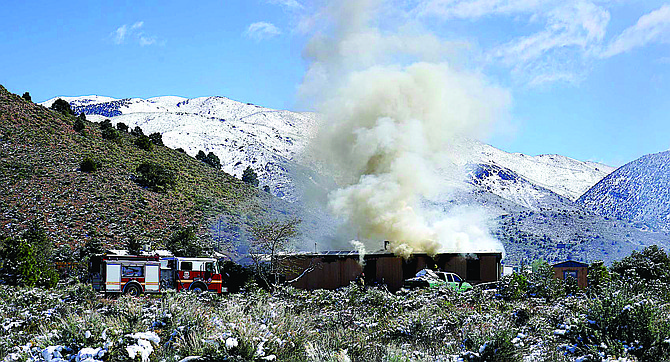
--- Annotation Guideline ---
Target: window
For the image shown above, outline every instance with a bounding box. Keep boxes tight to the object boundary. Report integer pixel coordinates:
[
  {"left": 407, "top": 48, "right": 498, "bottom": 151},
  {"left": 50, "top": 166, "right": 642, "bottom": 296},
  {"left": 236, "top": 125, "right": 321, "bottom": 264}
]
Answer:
[
  {"left": 563, "top": 270, "right": 578, "bottom": 280},
  {"left": 181, "top": 262, "right": 192, "bottom": 271},
  {"left": 122, "top": 265, "right": 143, "bottom": 277},
  {"left": 453, "top": 274, "right": 462, "bottom": 283},
  {"left": 446, "top": 274, "right": 454, "bottom": 283},
  {"left": 205, "top": 262, "right": 215, "bottom": 273}
]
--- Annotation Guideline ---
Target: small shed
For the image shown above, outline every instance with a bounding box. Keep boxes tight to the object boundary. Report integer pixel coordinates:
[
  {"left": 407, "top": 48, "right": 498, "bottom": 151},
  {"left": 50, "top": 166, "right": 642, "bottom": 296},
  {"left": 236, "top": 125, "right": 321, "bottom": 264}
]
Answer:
[{"left": 552, "top": 260, "right": 588, "bottom": 289}]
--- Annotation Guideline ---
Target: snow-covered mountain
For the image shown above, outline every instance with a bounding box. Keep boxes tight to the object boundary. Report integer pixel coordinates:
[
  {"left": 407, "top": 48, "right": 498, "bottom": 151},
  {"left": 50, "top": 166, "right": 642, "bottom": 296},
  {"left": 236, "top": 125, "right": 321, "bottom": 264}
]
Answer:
[
  {"left": 578, "top": 150, "right": 670, "bottom": 230},
  {"left": 466, "top": 141, "right": 614, "bottom": 201},
  {"left": 43, "top": 95, "right": 317, "bottom": 200},
  {"left": 42, "top": 94, "right": 612, "bottom": 209}
]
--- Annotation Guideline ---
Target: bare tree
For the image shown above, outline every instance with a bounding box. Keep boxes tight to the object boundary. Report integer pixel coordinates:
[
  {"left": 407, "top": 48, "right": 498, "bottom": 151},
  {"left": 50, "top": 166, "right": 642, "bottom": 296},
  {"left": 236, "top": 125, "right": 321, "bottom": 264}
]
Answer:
[{"left": 248, "top": 217, "right": 302, "bottom": 287}]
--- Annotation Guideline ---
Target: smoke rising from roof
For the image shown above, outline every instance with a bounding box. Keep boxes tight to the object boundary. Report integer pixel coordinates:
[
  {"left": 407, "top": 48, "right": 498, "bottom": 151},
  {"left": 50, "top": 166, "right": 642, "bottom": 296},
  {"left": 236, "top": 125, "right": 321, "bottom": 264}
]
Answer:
[{"left": 301, "top": 0, "right": 510, "bottom": 257}]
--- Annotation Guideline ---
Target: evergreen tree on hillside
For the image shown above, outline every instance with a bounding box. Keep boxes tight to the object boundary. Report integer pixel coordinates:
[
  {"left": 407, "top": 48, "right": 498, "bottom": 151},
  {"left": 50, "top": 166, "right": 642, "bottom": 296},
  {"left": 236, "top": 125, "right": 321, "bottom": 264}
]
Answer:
[
  {"left": 131, "top": 126, "right": 144, "bottom": 137},
  {"left": 134, "top": 135, "right": 153, "bottom": 151},
  {"left": 135, "top": 161, "right": 175, "bottom": 192},
  {"left": 99, "top": 119, "right": 112, "bottom": 130},
  {"left": 196, "top": 150, "right": 207, "bottom": 161},
  {"left": 117, "top": 122, "right": 129, "bottom": 133},
  {"left": 50, "top": 98, "right": 73, "bottom": 115},
  {"left": 101, "top": 126, "right": 120, "bottom": 141},
  {"left": 242, "top": 166, "right": 259, "bottom": 187},
  {"left": 149, "top": 132, "right": 163, "bottom": 146},
  {"left": 126, "top": 236, "right": 142, "bottom": 255},
  {"left": 22, "top": 92, "right": 31, "bottom": 102},
  {"left": 74, "top": 117, "right": 86, "bottom": 133},
  {"left": 166, "top": 226, "right": 204, "bottom": 257},
  {"left": 203, "top": 152, "right": 221, "bottom": 169}
]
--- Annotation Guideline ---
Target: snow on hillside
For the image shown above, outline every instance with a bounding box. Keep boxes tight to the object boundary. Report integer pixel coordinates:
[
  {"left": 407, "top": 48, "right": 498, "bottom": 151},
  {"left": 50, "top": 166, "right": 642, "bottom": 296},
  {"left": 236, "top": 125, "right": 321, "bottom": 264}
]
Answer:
[
  {"left": 578, "top": 150, "right": 670, "bottom": 230},
  {"left": 43, "top": 95, "right": 318, "bottom": 201},
  {"left": 42, "top": 95, "right": 611, "bottom": 208},
  {"left": 467, "top": 163, "right": 573, "bottom": 210},
  {"left": 467, "top": 141, "right": 614, "bottom": 201}
]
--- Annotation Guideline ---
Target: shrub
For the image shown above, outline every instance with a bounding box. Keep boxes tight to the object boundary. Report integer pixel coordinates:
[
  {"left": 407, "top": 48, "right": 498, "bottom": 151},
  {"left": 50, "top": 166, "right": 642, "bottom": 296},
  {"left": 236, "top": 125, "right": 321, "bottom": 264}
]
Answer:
[
  {"left": 242, "top": 166, "right": 259, "bottom": 186},
  {"left": 126, "top": 236, "right": 142, "bottom": 255},
  {"left": 50, "top": 98, "right": 73, "bottom": 115},
  {"left": 134, "top": 135, "right": 153, "bottom": 151},
  {"left": 73, "top": 117, "right": 85, "bottom": 133},
  {"left": 203, "top": 152, "right": 221, "bottom": 169},
  {"left": 131, "top": 126, "right": 144, "bottom": 137},
  {"left": 166, "top": 226, "right": 205, "bottom": 257},
  {"left": 135, "top": 161, "right": 175, "bottom": 192},
  {"left": 196, "top": 150, "right": 206, "bottom": 161},
  {"left": 101, "top": 126, "right": 119, "bottom": 140},
  {"left": 176, "top": 147, "right": 185, "bottom": 153},
  {"left": 79, "top": 157, "right": 100, "bottom": 173},
  {"left": 611, "top": 245, "right": 670, "bottom": 283},
  {"left": 0, "top": 221, "right": 58, "bottom": 287},
  {"left": 22, "top": 92, "right": 31, "bottom": 102},
  {"left": 149, "top": 132, "right": 163, "bottom": 146},
  {"left": 498, "top": 272, "right": 529, "bottom": 301},
  {"left": 475, "top": 330, "right": 521, "bottom": 362},
  {"left": 116, "top": 122, "right": 129, "bottom": 132},
  {"left": 99, "top": 119, "right": 112, "bottom": 130}
]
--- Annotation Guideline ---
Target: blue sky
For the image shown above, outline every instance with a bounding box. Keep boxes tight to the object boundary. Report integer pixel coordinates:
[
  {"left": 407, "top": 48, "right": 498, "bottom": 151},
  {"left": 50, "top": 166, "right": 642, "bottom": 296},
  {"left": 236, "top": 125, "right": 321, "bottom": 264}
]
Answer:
[{"left": 1, "top": 0, "right": 669, "bottom": 167}]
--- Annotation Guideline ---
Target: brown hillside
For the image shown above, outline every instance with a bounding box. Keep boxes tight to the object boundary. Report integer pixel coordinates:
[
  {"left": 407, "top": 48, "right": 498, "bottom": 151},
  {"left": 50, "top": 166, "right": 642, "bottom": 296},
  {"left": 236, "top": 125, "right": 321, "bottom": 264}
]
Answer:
[{"left": 0, "top": 85, "right": 265, "bottom": 252}]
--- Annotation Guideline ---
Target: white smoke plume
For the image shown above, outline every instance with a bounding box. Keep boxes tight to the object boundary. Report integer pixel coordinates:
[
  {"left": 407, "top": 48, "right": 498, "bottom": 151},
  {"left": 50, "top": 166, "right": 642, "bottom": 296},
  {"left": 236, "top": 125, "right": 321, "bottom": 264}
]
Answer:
[
  {"left": 301, "top": 0, "right": 510, "bottom": 258},
  {"left": 349, "top": 240, "right": 367, "bottom": 266}
]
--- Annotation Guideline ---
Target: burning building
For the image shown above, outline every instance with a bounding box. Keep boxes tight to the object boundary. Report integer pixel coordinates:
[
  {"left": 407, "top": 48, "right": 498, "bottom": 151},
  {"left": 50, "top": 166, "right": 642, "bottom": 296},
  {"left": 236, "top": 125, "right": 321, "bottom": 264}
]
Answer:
[{"left": 281, "top": 249, "right": 503, "bottom": 292}]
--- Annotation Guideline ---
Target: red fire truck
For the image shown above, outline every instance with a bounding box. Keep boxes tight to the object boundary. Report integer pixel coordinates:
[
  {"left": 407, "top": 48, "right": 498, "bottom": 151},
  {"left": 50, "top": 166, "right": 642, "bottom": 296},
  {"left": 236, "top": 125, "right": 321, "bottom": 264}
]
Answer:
[
  {"left": 159, "top": 257, "right": 226, "bottom": 293},
  {"left": 90, "top": 254, "right": 227, "bottom": 296}
]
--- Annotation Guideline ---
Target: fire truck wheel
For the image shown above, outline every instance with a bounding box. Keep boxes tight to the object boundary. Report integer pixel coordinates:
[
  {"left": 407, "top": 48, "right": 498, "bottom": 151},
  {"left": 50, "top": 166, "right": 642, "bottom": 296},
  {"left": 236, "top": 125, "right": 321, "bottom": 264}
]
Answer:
[
  {"left": 124, "top": 283, "right": 142, "bottom": 297},
  {"left": 190, "top": 282, "right": 207, "bottom": 293}
]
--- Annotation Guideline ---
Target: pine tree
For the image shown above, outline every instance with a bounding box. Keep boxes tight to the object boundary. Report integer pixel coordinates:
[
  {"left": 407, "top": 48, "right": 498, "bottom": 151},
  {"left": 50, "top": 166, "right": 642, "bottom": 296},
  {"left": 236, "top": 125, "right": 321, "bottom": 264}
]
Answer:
[
  {"left": 166, "top": 226, "right": 204, "bottom": 257},
  {"left": 131, "top": 126, "right": 144, "bottom": 137},
  {"left": 74, "top": 117, "right": 86, "bottom": 133},
  {"left": 204, "top": 152, "right": 221, "bottom": 169},
  {"left": 149, "top": 132, "right": 163, "bottom": 146},
  {"left": 50, "top": 98, "right": 73, "bottom": 115},
  {"left": 126, "top": 236, "right": 142, "bottom": 255},
  {"left": 242, "top": 166, "right": 259, "bottom": 187},
  {"left": 22, "top": 92, "right": 31, "bottom": 102}
]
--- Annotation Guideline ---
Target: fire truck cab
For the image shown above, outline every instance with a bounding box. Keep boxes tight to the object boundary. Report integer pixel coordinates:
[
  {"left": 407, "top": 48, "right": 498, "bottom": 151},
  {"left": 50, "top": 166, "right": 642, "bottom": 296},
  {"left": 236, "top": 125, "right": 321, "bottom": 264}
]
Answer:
[
  {"left": 160, "top": 257, "right": 227, "bottom": 293},
  {"left": 90, "top": 255, "right": 161, "bottom": 296}
]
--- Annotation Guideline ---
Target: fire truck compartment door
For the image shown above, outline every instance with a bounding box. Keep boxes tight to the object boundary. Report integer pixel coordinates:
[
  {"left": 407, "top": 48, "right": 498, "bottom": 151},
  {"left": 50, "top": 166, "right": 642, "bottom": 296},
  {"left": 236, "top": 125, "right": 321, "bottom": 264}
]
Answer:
[
  {"left": 145, "top": 265, "right": 160, "bottom": 292},
  {"left": 106, "top": 263, "right": 121, "bottom": 291}
]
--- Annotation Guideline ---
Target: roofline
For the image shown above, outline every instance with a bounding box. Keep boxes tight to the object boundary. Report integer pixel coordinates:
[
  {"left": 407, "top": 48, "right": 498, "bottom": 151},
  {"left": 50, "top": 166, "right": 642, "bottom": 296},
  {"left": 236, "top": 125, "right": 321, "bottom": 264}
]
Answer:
[{"left": 279, "top": 251, "right": 504, "bottom": 258}]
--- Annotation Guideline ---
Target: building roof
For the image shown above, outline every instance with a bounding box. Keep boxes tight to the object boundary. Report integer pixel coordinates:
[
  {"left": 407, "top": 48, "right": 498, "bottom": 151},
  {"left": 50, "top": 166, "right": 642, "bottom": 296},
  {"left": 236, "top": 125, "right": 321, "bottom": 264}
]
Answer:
[{"left": 552, "top": 260, "right": 588, "bottom": 268}]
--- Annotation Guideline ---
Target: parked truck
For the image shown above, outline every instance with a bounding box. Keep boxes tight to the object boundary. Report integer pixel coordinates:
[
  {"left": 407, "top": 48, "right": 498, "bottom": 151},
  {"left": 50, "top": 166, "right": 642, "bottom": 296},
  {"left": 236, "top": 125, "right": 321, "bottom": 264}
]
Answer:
[{"left": 90, "top": 254, "right": 227, "bottom": 296}]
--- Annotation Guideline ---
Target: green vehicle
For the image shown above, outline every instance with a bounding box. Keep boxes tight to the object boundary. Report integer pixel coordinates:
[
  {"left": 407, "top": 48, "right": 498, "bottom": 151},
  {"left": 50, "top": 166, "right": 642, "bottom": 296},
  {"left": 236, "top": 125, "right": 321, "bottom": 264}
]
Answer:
[{"left": 403, "top": 269, "right": 473, "bottom": 292}]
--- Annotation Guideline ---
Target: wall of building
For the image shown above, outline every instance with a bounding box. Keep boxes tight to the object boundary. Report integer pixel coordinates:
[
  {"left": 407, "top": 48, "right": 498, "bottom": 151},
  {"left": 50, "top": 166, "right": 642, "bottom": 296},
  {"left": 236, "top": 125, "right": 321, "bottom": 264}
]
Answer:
[
  {"left": 282, "top": 252, "right": 502, "bottom": 292},
  {"left": 553, "top": 266, "right": 588, "bottom": 289}
]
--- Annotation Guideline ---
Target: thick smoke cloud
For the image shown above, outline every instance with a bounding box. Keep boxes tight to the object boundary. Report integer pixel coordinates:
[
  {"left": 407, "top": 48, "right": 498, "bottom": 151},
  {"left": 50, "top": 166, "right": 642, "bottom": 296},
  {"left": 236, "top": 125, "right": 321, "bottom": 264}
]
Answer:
[{"left": 302, "top": 0, "right": 511, "bottom": 257}]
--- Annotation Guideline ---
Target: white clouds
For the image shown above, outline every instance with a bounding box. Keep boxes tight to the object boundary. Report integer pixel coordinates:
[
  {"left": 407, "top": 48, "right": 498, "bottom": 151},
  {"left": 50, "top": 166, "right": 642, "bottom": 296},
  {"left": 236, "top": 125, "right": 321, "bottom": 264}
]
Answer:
[
  {"left": 412, "top": 1, "right": 670, "bottom": 86},
  {"left": 489, "top": 1, "right": 610, "bottom": 85},
  {"left": 244, "top": 22, "right": 282, "bottom": 41},
  {"left": 111, "top": 21, "right": 159, "bottom": 46},
  {"left": 417, "top": 0, "right": 551, "bottom": 19},
  {"left": 267, "top": 0, "right": 302, "bottom": 9},
  {"left": 601, "top": 4, "right": 670, "bottom": 58}
]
